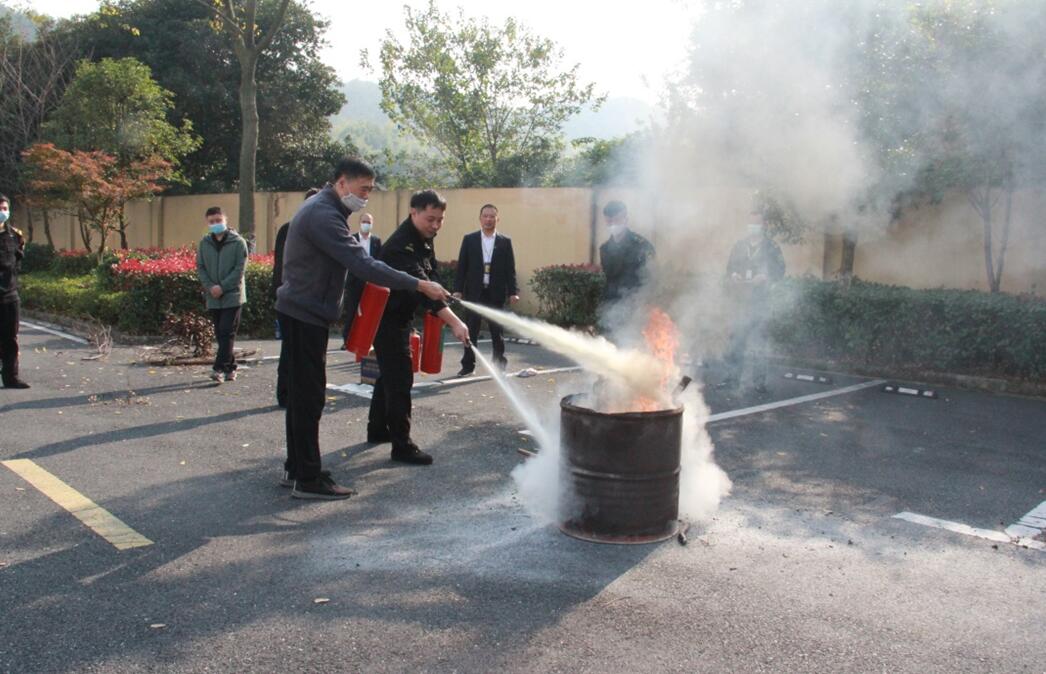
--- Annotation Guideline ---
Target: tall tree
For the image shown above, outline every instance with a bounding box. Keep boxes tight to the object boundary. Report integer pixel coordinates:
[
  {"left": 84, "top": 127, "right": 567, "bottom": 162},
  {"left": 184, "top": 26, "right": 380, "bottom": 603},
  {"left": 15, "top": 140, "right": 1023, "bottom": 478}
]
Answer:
[
  {"left": 193, "top": 0, "right": 291, "bottom": 235},
  {"left": 39, "top": 57, "right": 199, "bottom": 247},
  {"left": 60, "top": 0, "right": 345, "bottom": 194},
  {"left": 374, "top": 1, "right": 602, "bottom": 187},
  {"left": 0, "top": 13, "right": 79, "bottom": 245}
]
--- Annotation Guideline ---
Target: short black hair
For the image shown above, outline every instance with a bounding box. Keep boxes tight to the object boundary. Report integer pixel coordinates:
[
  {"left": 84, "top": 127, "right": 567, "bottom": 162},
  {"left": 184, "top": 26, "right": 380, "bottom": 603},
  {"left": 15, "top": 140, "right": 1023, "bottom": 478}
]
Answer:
[
  {"left": 409, "top": 189, "right": 447, "bottom": 211},
  {"left": 304, "top": 187, "right": 320, "bottom": 199},
  {"left": 603, "top": 200, "right": 627, "bottom": 218},
  {"left": 333, "top": 157, "right": 376, "bottom": 182},
  {"left": 0, "top": 194, "right": 9, "bottom": 207},
  {"left": 205, "top": 206, "right": 223, "bottom": 217},
  {"left": 479, "top": 203, "right": 498, "bottom": 215}
]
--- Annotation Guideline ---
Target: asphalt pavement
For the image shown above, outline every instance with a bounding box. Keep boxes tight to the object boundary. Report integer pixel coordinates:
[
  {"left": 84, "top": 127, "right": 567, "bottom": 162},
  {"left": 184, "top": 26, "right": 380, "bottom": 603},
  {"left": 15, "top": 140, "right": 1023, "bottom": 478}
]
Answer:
[{"left": 1, "top": 322, "right": 1044, "bottom": 673}]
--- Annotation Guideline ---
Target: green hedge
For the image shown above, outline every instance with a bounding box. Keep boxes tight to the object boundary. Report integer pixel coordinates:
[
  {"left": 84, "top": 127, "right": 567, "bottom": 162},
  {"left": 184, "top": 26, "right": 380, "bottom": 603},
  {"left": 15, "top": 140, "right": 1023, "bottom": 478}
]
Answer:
[
  {"left": 529, "top": 264, "right": 605, "bottom": 327},
  {"left": 50, "top": 250, "right": 97, "bottom": 276},
  {"left": 21, "top": 243, "right": 57, "bottom": 274},
  {"left": 768, "top": 278, "right": 1046, "bottom": 380},
  {"left": 21, "top": 265, "right": 277, "bottom": 337},
  {"left": 19, "top": 273, "right": 128, "bottom": 328}
]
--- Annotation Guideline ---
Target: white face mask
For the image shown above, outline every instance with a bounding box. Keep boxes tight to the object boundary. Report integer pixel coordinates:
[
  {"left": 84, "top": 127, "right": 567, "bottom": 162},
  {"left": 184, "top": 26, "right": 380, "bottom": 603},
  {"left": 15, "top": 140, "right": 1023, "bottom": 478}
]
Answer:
[
  {"left": 747, "top": 224, "right": 764, "bottom": 238},
  {"left": 342, "top": 192, "right": 368, "bottom": 213},
  {"left": 608, "top": 224, "right": 625, "bottom": 238},
  {"left": 360, "top": 222, "right": 373, "bottom": 234}
]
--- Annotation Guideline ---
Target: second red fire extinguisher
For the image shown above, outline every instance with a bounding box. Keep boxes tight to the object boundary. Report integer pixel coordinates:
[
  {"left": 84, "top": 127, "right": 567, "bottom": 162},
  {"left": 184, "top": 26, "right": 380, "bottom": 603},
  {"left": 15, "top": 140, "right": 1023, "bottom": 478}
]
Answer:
[
  {"left": 420, "top": 312, "right": 445, "bottom": 374},
  {"left": 345, "top": 283, "right": 389, "bottom": 361}
]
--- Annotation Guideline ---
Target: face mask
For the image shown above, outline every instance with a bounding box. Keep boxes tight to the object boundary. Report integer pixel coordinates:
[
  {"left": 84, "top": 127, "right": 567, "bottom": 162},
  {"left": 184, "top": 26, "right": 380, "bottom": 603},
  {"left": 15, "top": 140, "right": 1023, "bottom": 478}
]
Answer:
[
  {"left": 209, "top": 222, "right": 228, "bottom": 235},
  {"left": 0, "top": 211, "right": 8, "bottom": 224},
  {"left": 747, "top": 224, "right": 764, "bottom": 238},
  {"left": 360, "top": 222, "right": 373, "bottom": 234},
  {"left": 608, "top": 224, "right": 624, "bottom": 238},
  {"left": 342, "top": 192, "right": 368, "bottom": 213}
]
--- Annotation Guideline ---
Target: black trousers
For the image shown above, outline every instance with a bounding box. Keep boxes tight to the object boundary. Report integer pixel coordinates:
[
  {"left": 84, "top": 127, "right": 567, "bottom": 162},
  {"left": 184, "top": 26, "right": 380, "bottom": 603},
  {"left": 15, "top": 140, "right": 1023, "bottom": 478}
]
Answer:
[
  {"left": 209, "top": 306, "right": 242, "bottom": 373},
  {"left": 461, "top": 289, "right": 505, "bottom": 368},
  {"left": 276, "top": 316, "right": 289, "bottom": 406},
  {"left": 279, "top": 311, "right": 329, "bottom": 481},
  {"left": 0, "top": 300, "right": 19, "bottom": 383},
  {"left": 724, "top": 304, "right": 769, "bottom": 387},
  {"left": 369, "top": 323, "right": 414, "bottom": 449}
]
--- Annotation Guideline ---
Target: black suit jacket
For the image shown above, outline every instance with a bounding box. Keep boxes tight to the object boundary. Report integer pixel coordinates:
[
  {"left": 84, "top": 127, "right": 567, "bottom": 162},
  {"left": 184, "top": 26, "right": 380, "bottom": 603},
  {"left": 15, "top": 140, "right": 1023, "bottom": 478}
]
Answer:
[{"left": 454, "top": 230, "right": 518, "bottom": 304}]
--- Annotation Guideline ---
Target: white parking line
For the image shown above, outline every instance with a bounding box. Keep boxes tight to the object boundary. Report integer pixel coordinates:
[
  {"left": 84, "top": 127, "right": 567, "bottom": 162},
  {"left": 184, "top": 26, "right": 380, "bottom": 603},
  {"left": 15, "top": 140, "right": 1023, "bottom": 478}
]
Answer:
[
  {"left": 20, "top": 321, "right": 89, "bottom": 345},
  {"left": 706, "top": 379, "right": 886, "bottom": 424},
  {"left": 894, "top": 509, "right": 1045, "bottom": 551},
  {"left": 1005, "top": 501, "right": 1046, "bottom": 541}
]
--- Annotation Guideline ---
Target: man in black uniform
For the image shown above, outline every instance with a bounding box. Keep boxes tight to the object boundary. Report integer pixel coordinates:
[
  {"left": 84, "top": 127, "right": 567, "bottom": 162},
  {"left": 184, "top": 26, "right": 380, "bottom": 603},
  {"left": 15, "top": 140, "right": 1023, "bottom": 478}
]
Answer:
[
  {"left": 721, "top": 214, "right": 786, "bottom": 393},
  {"left": 0, "top": 194, "right": 29, "bottom": 389},
  {"left": 598, "top": 200, "right": 655, "bottom": 304},
  {"left": 453, "top": 203, "right": 519, "bottom": 376},
  {"left": 368, "top": 189, "right": 470, "bottom": 465}
]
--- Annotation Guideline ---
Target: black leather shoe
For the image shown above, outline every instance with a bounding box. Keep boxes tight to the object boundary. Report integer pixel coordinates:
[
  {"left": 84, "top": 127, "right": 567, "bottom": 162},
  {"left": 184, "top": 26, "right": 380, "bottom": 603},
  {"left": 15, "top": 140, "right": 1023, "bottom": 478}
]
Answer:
[
  {"left": 391, "top": 443, "right": 433, "bottom": 465},
  {"left": 2, "top": 379, "right": 29, "bottom": 389},
  {"left": 456, "top": 366, "right": 474, "bottom": 377},
  {"left": 291, "top": 476, "right": 356, "bottom": 500}
]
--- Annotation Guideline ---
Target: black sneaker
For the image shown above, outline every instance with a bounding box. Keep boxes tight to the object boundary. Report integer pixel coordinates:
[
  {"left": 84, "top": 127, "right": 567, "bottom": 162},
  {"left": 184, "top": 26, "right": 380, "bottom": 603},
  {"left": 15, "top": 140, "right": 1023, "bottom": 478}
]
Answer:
[
  {"left": 2, "top": 379, "right": 30, "bottom": 389},
  {"left": 291, "top": 475, "right": 356, "bottom": 500},
  {"left": 366, "top": 425, "right": 391, "bottom": 444},
  {"left": 456, "top": 366, "right": 474, "bottom": 377},
  {"left": 391, "top": 443, "right": 433, "bottom": 465},
  {"left": 281, "top": 469, "right": 329, "bottom": 488}
]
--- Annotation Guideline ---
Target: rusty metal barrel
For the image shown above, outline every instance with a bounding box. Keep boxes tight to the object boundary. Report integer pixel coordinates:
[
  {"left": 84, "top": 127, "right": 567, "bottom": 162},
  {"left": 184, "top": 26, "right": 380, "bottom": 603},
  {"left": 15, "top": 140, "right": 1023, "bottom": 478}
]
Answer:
[{"left": 559, "top": 394, "right": 682, "bottom": 544}]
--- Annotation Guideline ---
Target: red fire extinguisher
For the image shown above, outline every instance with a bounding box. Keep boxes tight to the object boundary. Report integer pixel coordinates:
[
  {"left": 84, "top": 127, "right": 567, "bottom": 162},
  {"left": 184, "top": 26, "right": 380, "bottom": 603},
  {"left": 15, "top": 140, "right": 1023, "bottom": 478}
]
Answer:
[
  {"left": 409, "top": 330, "right": 421, "bottom": 373},
  {"left": 345, "top": 283, "right": 390, "bottom": 361},
  {"left": 420, "top": 312, "right": 445, "bottom": 374}
]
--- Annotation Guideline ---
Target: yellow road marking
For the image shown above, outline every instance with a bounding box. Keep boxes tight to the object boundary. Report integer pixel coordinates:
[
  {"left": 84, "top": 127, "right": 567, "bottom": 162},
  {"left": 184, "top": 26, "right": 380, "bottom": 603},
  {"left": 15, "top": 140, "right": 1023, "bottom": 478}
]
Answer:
[{"left": 2, "top": 459, "right": 152, "bottom": 550}]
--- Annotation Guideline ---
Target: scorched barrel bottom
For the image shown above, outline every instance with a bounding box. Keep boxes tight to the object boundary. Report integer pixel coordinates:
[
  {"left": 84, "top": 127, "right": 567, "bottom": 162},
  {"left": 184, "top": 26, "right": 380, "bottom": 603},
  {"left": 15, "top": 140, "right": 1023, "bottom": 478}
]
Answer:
[{"left": 559, "top": 394, "right": 682, "bottom": 544}]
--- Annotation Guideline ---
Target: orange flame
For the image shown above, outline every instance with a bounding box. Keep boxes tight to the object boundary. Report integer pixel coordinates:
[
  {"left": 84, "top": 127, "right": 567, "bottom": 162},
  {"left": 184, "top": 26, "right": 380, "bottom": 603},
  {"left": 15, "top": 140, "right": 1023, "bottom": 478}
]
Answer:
[{"left": 632, "top": 307, "right": 680, "bottom": 412}]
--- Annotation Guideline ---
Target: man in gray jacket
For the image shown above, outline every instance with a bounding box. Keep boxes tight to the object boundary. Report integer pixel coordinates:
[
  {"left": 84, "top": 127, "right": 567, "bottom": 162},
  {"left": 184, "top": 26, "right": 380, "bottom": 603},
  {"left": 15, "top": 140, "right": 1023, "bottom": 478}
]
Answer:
[
  {"left": 196, "top": 206, "right": 248, "bottom": 383},
  {"left": 275, "top": 157, "right": 451, "bottom": 500}
]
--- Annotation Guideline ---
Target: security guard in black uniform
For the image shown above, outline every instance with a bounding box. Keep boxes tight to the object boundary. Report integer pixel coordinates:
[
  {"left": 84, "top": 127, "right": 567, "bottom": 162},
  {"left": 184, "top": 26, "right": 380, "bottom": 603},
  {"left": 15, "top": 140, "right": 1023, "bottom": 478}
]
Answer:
[
  {"left": 0, "top": 194, "right": 29, "bottom": 389},
  {"left": 598, "top": 200, "right": 655, "bottom": 303},
  {"left": 367, "top": 189, "right": 469, "bottom": 465}
]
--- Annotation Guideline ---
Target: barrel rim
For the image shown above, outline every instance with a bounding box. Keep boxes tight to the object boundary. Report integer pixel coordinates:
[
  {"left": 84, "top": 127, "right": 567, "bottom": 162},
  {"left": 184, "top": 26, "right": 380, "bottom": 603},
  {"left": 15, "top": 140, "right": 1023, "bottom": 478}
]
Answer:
[{"left": 560, "top": 393, "right": 683, "bottom": 419}]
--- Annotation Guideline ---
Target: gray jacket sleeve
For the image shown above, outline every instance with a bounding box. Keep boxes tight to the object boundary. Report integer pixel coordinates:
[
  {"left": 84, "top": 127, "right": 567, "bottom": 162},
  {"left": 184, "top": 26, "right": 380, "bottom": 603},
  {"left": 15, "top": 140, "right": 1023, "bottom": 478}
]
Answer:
[{"left": 309, "top": 216, "right": 419, "bottom": 291}]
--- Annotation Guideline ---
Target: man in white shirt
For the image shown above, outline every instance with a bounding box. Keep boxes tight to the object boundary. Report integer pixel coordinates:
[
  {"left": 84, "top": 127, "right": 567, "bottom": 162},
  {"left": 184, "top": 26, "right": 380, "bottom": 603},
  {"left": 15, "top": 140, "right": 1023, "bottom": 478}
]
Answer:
[
  {"left": 453, "top": 204, "right": 519, "bottom": 375},
  {"left": 342, "top": 213, "right": 385, "bottom": 342}
]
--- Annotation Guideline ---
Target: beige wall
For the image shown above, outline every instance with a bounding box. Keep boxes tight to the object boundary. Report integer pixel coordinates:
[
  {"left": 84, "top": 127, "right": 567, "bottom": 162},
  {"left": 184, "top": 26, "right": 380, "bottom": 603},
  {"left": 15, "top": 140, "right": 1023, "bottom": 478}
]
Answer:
[{"left": 12, "top": 187, "right": 1046, "bottom": 297}]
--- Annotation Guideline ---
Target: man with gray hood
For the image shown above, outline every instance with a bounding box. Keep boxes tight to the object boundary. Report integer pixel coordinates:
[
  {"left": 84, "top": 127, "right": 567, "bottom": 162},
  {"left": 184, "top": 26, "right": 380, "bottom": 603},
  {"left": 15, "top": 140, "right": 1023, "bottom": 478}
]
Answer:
[{"left": 275, "top": 157, "right": 449, "bottom": 500}]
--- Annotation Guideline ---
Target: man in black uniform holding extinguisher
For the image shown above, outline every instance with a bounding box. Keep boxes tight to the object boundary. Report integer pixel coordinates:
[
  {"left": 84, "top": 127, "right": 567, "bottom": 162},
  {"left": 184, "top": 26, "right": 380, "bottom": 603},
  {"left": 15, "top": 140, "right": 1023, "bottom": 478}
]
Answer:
[{"left": 368, "top": 189, "right": 470, "bottom": 466}]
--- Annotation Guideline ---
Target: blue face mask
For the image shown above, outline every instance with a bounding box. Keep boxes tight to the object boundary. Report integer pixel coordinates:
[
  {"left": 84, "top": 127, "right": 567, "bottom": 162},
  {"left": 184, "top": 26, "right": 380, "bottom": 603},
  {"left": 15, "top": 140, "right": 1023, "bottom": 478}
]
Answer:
[
  {"left": 0, "top": 211, "right": 8, "bottom": 224},
  {"left": 209, "top": 222, "right": 227, "bottom": 235}
]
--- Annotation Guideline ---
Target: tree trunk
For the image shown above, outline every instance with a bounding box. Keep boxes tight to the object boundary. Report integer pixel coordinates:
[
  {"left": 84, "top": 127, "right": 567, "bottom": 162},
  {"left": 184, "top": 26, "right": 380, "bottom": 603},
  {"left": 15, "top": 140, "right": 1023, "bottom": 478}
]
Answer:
[
  {"left": 23, "top": 204, "right": 34, "bottom": 243},
  {"left": 970, "top": 187, "right": 998, "bottom": 293},
  {"left": 118, "top": 210, "right": 130, "bottom": 250},
  {"left": 42, "top": 208, "right": 54, "bottom": 248},
  {"left": 237, "top": 55, "right": 259, "bottom": 236},
  {"left": 992, "top": 186, "right": 1014, "bottom": 293},
  {"left": 840, "top": 223, "right": 859, "bottom": 278},
  {"left": 78, "top": 210, "right": 93, "bottom": 252}
]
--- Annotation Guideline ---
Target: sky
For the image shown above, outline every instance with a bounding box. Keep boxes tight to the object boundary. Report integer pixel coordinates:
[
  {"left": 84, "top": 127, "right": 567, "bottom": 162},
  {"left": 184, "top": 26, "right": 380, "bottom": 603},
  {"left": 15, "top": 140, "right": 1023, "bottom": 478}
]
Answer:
[{"left": 27, "top": 0, "right": 700, "bottom": 104}]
